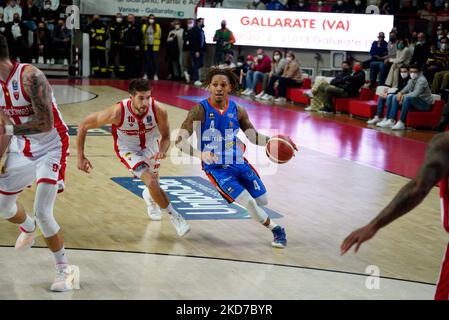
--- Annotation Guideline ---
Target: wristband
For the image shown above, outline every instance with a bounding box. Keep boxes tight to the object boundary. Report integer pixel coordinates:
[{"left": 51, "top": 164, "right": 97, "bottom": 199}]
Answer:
[{"left": 4, "top": 125, "right": 13, "bottom": 136}]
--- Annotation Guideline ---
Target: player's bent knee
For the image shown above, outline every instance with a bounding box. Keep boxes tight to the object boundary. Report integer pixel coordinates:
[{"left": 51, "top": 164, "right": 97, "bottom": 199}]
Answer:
[{"left": 35, "top": 210, "right": 60, "bottom": 238}]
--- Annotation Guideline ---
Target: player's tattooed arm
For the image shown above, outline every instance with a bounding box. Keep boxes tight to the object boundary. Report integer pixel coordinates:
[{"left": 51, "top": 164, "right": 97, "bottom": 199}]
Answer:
[
  {"left": 237, "top": 105, "right": 269, "bottom": 146},
  {"left": 13, "top": 66, "right": 53, "bottom": 135},
  {"left": 371, "top": 132, "right": 449, "bottom": 230},
  {"left": 175, "top": 104, "right": 204, "bottom": 158}
]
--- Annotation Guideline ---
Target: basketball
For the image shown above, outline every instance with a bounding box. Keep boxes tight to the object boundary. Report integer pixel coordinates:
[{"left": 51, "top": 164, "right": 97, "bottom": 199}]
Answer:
[{"left": 266, "top": 135, "right": 297, "bottom": 164}]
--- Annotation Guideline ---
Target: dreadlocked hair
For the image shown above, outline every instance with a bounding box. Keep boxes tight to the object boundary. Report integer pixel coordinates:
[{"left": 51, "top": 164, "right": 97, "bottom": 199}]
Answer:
[{"left": 202, "top": 67, "right": 241, "bottom": 92}]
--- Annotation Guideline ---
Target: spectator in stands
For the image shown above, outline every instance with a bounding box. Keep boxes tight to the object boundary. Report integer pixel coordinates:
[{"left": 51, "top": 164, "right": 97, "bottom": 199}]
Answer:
[
  {"left": 288, "top": 0, "right": 311, "bottom": 11},
  {"left": 166, "top": 22, "right": 182, "bottom": 80},
  {"left": 242, "top": 48, "right": 271, "bottom": 97},
  {"left": 5, "top": 12, "right": 28, "bottom": 62},
  {"left": 190, "top": 17, "right": 206, "bottom": 86},
  {"left": 305, "top": 60, "right": 352, "bottom": 112},
  {"left": 53, "top": 18, "right": 70, "bottom": 64},
  {"left": 262, "top": 51, "right": 303, "bottom": 105},
  {"left": 367, "top": 32, "right": 388, "bottom": 88},
  {"left": 218, "top": 51, "right": 236, "bottom": 70},
  {"left": 352, "top": 0, "right": 366, "bottom": 13},
  {"left": 438, "top": 1, "right": 449, "bottom": 15},
  {"left": 22, "top": 0, "right": 39, "bottom": 32},
  {"left": 424, "top": 36, "right": 449, "bottom": 82},
  {"left": 0, "top": 7, "right": 3, "bottom": 17},
  {"left": 234, "top": 55, "right": 251, "bottom": 90},
  {"left": 40, "top": 0, "right": 59, "bottom": 34},
  {"left": 266, "top": 0, "right": 285, "bottom": 10},
  {"left": 331, "top": 0, "right": 346, "bottom": 13},
  {"left": 0, "top": 13, "right": 6, "bottom": 37},
  {"left": 369, "top": 65, "right": 411, "bottom": 126},
  {"left": 419, "top": 2, "right": 437, "bottom": 35},
  {"left": 3, "top": 0, "right": 21, "bottom": 24},
  {"left": 213, "top": 20, "right": 235, "bottom": 65},
  {"left": 378, "top": 30, "right": 399, "bottom": 86},
  {"left": 382, "top": 65, "right": 433, "bottom": 130},
  {"left": 316, "top": 61, "right": 366, "bottom": 114},
  {"left": 380, "top": 1, "right": 400, "bottom": 14},
  {"left": 142, "top": 14, "right": 162, "bottom": 80},
  {"left": 399, "top": 0, "right": 418, "bottom": 14},
  {"left": 247, "top": 0, "right": 266, "bottom": 9},
  {"left": 410, "top": 32, "right": 431, "bottom": 69},
  {"left": 33, "top": 20, "right": 51, "bottom": 63},
  {"left": 385, "top": 38, "right": 412, "bottom": 88},
  {"left": 255, "top": 49, "right": 286, "bottom": 100},
  {"left": 123, "top": 14, "right": 143, "bottom": 79},
  {"left": 88, "top": 15, "right": 109, "bottom": 77},
  {"left": 342, "top": 0, "right": 354, "bottom": 12},
  {"left": 182, "top": 18, "right": 194, "bottom": 82},
  {"left": 167, "top": 19, "right": 183, "bottom": 81}
]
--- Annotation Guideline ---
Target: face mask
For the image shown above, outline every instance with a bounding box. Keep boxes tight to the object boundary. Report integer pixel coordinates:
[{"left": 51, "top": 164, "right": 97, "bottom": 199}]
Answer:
[
  {"left": 400, "top": 72, "right": 409, "bottom": 79},
  {"left": 273, "top": 55, "right": 280, "bottom": 61},
  {"left": 446, "top": 3, "right": 449, "bottom": 8},
  {"left": 337, "top": 1, "right": 343, "bottom": 5},
  {"left": 149, "top": 19, "right": 155, "bottom": 24},
  {"left": 397, "top": 44, "right": 404, "bottom": 50},
  {"left": 318, "top": 1, "right": 323, "bottom": 5},
  {"left": 299, "top": 2, "right": 304, "bottom": 6},
  {"left": 248, "top": 61, "right": 253, "bottom": 65},
  {"left": 187, "top": 23, "right": 194, "bottom": 29},
  {"left": 353, "top": 65, "right": 362, "bottom": 72},
  {"left": 173, "top": 25, "right": 179, "bottom": 30},
  {"left": 439, "top": 35, "right": 443, "bottom": 39},
  {"left": 44, "top": 4, "right": 51, "bottom": 9},
  {"left": 257, "top": 54, "right": 263, "bottom": 60},
  {"left": 442, "top": 44, "right": 448, "bottom": 50},
  {"left": 355, "top": 0, "right": 361, "bottom": 5},
  {"left": 410, "top": 72, "right": 418, "bottom": 80},
  {"left": 0, "top": 19, "right": 3, "bottom": 23},
  {"left": 0, "top": 27, "right": 5, "bottom": 33},
  {"left": 237, "top": 62, "right": 243, "bottom": 67},
  {"left": 116, "top": 18, "right": 122, "bottom": 23},
  {"left": 286, "top": 57, "right": 292, "bottom": 62}
]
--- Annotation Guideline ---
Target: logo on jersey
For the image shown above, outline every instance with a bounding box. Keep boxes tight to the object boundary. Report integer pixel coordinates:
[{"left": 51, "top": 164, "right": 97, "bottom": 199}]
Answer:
[
  {"left": 209, "top": 112, "right": 215, "bottom": 120},
  {"left": 128, "top": 116, "right": 136, "bottom": 127},
  {"left": 12, "top": 80, "right": 19, "bottom": 100},
  {"left": 228, "top": 113, "right": 234, "bottom": 118},
  {"left": 146, "top": 115, "right": 152, "bottom": 124},
  {"left": 228, "top": 121, "right": 234, "bottom": 129}
]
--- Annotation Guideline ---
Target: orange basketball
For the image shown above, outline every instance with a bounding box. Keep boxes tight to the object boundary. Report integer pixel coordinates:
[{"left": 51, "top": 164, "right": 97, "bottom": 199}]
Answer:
[{"left": 266, "top": 135, "right": 297, "bottom": 164}]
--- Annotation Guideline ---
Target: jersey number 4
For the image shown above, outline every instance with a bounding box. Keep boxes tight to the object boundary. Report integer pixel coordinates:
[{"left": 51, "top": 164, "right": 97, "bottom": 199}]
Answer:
[{"left": 253, "top": 180, "right": 261, "bottom": 191}]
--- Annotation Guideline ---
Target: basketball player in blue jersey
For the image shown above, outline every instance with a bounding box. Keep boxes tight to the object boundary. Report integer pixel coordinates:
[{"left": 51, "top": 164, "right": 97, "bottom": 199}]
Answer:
[{"left": 175, "top": 68, "right": 296, "bottom": 248}]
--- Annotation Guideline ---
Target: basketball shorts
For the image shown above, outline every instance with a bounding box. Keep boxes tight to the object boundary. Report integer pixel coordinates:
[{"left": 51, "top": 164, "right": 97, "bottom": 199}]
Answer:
[
  {"left": 204, "top": 161, "right": 266, "bottom": 203},
  {"left": 0, "top": 145, "right": 67, "bottom": 195},
  {"left": 118, "top": 149, "right": 161, "bottom": 178}
]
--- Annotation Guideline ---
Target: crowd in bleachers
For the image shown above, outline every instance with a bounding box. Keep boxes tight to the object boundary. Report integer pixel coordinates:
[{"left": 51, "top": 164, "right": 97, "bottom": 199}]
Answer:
[{"left": 0, "top": 0, "right": 72, "bottom": 64}]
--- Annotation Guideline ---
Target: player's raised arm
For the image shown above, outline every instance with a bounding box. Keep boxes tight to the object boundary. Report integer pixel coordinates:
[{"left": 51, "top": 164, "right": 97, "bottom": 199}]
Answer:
[
  {"left": 153, "top": 102, "right": 170, "bottom": 160},
  {"left": 237, "top": 104, "right": 270, "bottom": 147},
  {"left": 341, "top": 132, "right": 449, "bottom": 255},
  {"left": 76, "top": 103, "right": 122, "bottom": 173},
  {"left": 1, "top": 66, "right": 53, "bottom": 136},
  {"left": 175, "top": 104, "right": 205, "bottom": 159}
]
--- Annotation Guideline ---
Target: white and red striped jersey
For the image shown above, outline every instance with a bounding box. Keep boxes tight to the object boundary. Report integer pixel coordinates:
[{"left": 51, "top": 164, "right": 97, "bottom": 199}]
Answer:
[
  {"left": 0, "top": 62, "right": 69, "bottom": 157},
  {"left": 112, "top": 98, "right": 160, "bottom": 154}
]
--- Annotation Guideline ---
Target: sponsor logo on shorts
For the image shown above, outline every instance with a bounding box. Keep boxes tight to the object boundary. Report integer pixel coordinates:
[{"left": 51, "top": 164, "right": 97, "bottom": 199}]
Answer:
[{"left": 111, "top": 176, "right": 283, "bottom": 220}]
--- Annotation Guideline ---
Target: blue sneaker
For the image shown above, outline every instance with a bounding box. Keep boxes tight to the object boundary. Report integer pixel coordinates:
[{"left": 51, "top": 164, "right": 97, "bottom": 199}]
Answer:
[{"left": 271, "top": 226, "right": 287, "bottom": 248}]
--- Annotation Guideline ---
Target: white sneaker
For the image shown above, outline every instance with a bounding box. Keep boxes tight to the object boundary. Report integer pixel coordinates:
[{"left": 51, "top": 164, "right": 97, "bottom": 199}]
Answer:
[
  {"left": 143, "top": 74, "right": 148, "bottom": 80},
  {"left": 153, "top": 74, "right": 159, "bottom": 81},
  {"left": 169, "top": 213, "right": 190, "bottom": 237},
  {"left": 274, "top": 97, "right": 287, "bottom": 104},
  {"left": 50, "top": 58, "right": 55, "bottom": 64},
  {"left": 38, "top": 56, "right": 44, "bottom": 64},
  {"left": 376, "top": 118, "right": 388, "bottom": 127},
  {"left": 15, "top": 225, "right": 37, "bottom": 252},
  {"left": 305, "top": 106, "right": 314, "bottom": 111},
  {"left": 31, "top": 58, "right": 36, "bottom": 64},
  {"left": 255, "top": 91, "right": 265, "bottom": 99},
  {"left": 63, "top": 59, "right": 68, "bottom": 65},
  {"left": 241, "top": 88, "right": 249, "bottom": 95},
  {"left": 46, "top": 59, "right": 51, "bottom": 64},
  {"left": 184, "top": 71, "right": 191, "bottom": 82},
  {"left": 261, "top": 94, "right": 273, "bottom": 101},
  {"left": 142, "top": 188, "right": 161, "bottom": 221},
  {"left": 367, "top": 115, "right": 382, "bottom": 125},
  {"left": 392, "top": 120, "right": 405, "bottom": 130},
  {"left": 50, "top": 265, "right": 80, "bottom": 292},
  {"left": 378, "top": 119, "right": 395, "bottom": 128},
  {"left": 243, "top": 89, "right": 253, "bottom": 96},
  {"left": 194, "top": 80, "right": 203, "bottom": 87}
]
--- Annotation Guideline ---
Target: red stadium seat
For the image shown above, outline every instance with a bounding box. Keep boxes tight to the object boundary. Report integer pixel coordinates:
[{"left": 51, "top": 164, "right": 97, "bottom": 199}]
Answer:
[
  {"left": 334, "top": 87, "right": 373, "bottom": 113},
  {"left": 287, "top": 78, "right": 312, "bottom": 105},
  {"left": 349, "top": 95, "right": 380, "bottom": 119},
  {"left": 397, "top": 99, "right": 445, "bottom": 128}
]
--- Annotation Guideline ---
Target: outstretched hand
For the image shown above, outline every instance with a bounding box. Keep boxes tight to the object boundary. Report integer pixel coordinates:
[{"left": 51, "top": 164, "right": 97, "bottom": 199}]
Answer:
[
  {"left": 77, "top": 156, "right": 93, "bottom": 173},
  {"left": 340, "top": 223, "right": 378, "bottom": 255}
]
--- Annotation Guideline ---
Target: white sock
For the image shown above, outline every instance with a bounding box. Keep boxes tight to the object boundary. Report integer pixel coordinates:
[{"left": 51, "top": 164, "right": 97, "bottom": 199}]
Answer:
[
  {"left": 53, "top": 247, "right": 69, "bottom": 268},
  {"left": 20, "top": 215, "right": 35, "bottom": 233},
  {"left": 163, "top": 203, "right": 178, "bottom": 216},
  {"left": 265, "top": 219, "right": 278, "bottom": 231}
]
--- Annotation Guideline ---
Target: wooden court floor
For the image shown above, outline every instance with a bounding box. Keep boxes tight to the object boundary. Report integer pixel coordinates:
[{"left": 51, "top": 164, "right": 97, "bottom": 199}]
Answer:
[{"left": 0, "top": 84, "right": 447, "bottom": 299}]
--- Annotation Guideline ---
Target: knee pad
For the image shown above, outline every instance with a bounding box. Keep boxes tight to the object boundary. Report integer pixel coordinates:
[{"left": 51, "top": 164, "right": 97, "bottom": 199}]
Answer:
[
  {"left": 255, "top": 194, "right": 268, "bottom": 207},
  {"left": 34, "top": 183, "right": 60, "bottom": 238},
  {"left": 235, "top": 191, "right": 268, "bottom": 224},
  {"left": 35, "top": 210, "right": 60, "bottom": 238},
  {"left": 0, "top": 201, "right": 18, "bottom": 220}
]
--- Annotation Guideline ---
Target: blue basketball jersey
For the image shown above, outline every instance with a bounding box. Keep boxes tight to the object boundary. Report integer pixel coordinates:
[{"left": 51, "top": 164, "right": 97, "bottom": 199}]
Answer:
[{"left": 200, "top": 98, "right": 244, "bottom": 171}]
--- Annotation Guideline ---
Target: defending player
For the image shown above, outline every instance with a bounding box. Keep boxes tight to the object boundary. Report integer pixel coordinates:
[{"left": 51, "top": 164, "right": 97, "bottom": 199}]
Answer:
[
  {"left": 341, "top": 131, "right": 449, "bottom": 300},
  {"left": 76, "top": 78, "right": 190, "bottom": 236},
  {"left": 0, "top": 35, "right": 79, "bottom": 292},
  {"left": 175, "top": 67, "right": 296, "bottom": 248}
]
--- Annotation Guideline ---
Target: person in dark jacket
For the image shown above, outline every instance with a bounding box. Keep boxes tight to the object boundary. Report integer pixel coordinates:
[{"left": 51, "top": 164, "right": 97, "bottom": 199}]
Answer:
[
  {"left": 123, "top": 14, "right": 143, "bottom": 79},
  {"left": 108, "top": 13, "right": 126, "bottom": 77},
  {"left": 317, "top": 61, "right": 366, "bottom": 113},
  {"left": 88, "top": 15, "right": 109, "bottom": 78},
  {"left": 189, "top": 17, "right": 206, "bottom": 85},
  {"left": 5, "top": 12, "right": 29, "bottom": 62},
  {"left": 410, "top": 32, "right": 431, "bottom": 69},
  {"left": 33, "top": 20, "right": 52, "bottom": 63}
]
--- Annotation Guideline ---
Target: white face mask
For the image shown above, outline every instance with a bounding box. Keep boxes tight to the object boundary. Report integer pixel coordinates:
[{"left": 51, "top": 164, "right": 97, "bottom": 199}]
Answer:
[
  {"left": 257, "top": 54, "right": 263, "bottom": 60},
  {"left": 237, "top": 62, "right": 243, "bottom": 67},
  {"left": 337, "top": 1, "right": 343, "bottom": 5},
  {"left": 0, "top": 27, "right": 5, "bottom": 33},
  {"left": 187, "top": 23, "right": 194, "bottom": 29},
  {"left": 442, "top": 44, "right": 448, "bottom": 50},
  {"left": 410, "top": 72, "right": 418, "bottom": 80},
  {"left": 175, "top": 25, "right": 180, "bottom": 30},
  {"left": 400, "top": 72, "right": 409, "bottom": 79},
  {"left": 149, "top": 19, "right": 155, "bottom": 24},
  {"left": 44, "top": 4, "right": 51, "bottom": 9},
  {"left": 116, "top": 18, "right": 122, "bottom": 23},
  {"left": 355, "top": 0, "right": 361, "bottom": 5},
  {"left": 318, "top": 1, "right": 323, "bottom": 5},
  {"left": 286, "top": 56, "right": 292, "bottom": 62},
  {"left": 273, "top": 55, "right": 280, "bottom": 61}
]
